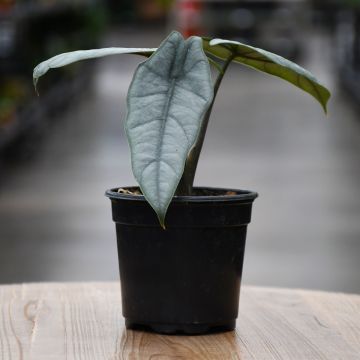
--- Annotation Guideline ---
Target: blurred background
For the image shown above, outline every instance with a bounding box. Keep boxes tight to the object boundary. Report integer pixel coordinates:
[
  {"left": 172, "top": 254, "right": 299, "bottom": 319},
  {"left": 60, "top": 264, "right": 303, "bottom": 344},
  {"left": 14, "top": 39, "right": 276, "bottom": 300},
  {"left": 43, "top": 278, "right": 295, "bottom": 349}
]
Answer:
[{"left": 0, "top": 0, "right": 359, "bottom": 293}]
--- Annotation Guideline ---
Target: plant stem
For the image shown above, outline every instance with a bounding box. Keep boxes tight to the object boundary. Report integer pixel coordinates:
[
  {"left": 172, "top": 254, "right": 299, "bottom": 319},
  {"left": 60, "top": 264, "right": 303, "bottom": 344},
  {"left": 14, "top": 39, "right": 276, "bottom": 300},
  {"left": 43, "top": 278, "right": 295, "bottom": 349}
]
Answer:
[{"left": 176, "top": 54, "right": 235, "bottom": 195}]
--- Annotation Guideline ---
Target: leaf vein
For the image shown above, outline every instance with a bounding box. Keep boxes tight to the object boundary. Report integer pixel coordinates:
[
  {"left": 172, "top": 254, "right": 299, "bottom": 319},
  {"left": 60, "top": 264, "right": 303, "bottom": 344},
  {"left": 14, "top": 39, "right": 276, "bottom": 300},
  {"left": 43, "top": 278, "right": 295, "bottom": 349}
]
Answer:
[
  {"left": 169, "top": 115, "right": 190, "bottom": 144},
  {"left": 129, "top": 118, "right": 162, "bottom": 131},
  {"left": 132, "top": 91, "right": 168, "bottom": 99}
]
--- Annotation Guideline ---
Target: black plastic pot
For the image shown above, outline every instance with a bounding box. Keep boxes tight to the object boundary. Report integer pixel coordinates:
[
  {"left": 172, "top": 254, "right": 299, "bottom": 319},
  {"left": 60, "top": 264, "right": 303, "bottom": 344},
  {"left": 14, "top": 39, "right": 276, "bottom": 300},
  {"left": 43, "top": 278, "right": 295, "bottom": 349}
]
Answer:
[{"left": 106, "top": 186, "right": 257, "bottom": 335}]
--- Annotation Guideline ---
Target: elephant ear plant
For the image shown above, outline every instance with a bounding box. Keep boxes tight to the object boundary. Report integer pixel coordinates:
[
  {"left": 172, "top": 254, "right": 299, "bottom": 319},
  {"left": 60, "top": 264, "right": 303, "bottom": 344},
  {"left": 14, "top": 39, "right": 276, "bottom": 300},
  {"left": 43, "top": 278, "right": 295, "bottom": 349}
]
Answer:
[
  {"left": 34, "top": 31, "right": 330, "bottom": 335},
  {"left": 33, "top": 31, "right": 330, "bottom": 228}
]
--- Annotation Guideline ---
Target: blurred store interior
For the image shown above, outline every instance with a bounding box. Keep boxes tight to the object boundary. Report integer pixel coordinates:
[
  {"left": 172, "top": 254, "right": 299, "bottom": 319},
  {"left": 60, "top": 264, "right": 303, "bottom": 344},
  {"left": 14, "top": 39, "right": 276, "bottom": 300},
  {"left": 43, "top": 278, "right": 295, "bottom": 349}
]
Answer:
[{"left": 0, "top": 0, "right": 359, "bottom": 292}]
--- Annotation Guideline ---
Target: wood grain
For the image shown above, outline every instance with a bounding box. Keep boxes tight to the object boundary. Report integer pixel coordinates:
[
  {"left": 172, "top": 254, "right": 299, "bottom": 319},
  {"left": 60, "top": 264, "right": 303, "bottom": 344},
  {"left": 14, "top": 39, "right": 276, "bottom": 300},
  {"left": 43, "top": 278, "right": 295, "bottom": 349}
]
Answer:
[{"left": 0, "top": 283, "right": 359, "bottom": 359}]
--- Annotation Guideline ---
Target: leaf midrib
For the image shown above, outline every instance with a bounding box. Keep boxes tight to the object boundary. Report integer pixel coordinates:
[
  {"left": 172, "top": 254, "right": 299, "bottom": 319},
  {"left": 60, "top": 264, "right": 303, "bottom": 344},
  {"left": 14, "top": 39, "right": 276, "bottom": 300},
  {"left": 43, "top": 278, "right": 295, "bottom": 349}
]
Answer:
[{"left": 155, "top": 74, "right": 177, "bottom": 207}]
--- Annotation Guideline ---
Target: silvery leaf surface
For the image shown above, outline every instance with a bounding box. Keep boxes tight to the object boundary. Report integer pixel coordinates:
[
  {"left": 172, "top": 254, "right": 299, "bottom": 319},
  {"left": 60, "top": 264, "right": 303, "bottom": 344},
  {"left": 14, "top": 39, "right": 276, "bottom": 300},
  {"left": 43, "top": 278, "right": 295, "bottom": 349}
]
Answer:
[
  {"left": 126, "top": 31, "right": 213, "bottom": 227},
  {"left": 203, "top": 38, "right": 330, "bottom": 112},
  {"left": 33, "top": 47, "right": 156, "bottom": 91}
]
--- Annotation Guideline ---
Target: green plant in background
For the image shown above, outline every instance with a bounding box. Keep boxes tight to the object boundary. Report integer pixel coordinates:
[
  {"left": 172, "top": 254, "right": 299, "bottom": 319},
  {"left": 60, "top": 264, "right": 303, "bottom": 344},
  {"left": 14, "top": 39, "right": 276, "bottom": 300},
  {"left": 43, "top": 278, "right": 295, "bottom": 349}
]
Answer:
[{"left": 33, "top": 31, "right": 330, "bottom": 227}]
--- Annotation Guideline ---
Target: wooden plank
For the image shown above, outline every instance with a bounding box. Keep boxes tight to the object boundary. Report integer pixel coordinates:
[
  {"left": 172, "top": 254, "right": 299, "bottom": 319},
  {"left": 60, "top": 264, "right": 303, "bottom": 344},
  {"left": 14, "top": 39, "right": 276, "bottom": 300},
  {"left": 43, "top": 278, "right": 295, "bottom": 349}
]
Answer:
[{"left": 0, "top": 283, "right": 359, "bottom": 359}]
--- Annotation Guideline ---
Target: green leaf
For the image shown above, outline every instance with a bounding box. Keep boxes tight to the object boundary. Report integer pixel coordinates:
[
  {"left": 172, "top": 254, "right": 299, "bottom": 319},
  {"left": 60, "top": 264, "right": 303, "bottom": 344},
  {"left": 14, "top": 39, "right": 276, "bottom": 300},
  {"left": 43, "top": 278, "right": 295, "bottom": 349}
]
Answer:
[
  {"left": 126, "top": 31, "right": 213, "bottom": 227},
  {"left": 33, "top": 47, "right": 156, "bottom": 92},
  {"left": 203, "top": 38, "right": 330, "bottom": 113}
]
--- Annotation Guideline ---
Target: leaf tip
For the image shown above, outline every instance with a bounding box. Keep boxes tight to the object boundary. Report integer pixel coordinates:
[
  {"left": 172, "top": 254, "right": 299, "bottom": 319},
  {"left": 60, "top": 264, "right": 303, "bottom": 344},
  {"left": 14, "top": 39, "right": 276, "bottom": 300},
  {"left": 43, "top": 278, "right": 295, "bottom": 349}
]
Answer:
[
  {"left": 158, "top": 214, "right": 167, "bottom": 230},
  {"left": 33, "top": 77, "right": 40, "bottom": 96},
  {"left": 320, "top": 88, "right": 331, "bottom": 115},
  {"left": 323, "top": 105, "right": 328, "bottom": 115}
]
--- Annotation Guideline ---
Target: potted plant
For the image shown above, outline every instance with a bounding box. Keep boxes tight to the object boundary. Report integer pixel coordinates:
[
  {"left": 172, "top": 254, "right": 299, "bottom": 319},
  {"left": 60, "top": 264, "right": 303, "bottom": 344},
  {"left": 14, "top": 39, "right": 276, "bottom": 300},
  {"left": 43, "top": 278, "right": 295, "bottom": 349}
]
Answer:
[{"left": 33, "top": 31, "right": 330, "bottom": 335}]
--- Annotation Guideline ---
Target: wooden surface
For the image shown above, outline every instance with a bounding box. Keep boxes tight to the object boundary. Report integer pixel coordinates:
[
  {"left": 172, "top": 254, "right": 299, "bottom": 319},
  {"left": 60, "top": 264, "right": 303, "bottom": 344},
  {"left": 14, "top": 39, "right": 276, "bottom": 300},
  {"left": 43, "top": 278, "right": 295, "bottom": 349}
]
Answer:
[{"left": 0, "top": 283, "right": 359, "bottom": 359}]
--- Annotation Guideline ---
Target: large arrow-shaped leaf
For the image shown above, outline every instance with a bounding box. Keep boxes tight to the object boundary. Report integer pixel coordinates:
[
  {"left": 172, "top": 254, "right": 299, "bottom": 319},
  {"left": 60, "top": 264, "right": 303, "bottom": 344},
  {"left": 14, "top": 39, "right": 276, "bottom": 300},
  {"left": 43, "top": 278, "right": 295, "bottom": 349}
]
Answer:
[
  {"left": 33, "top": 47, "right": 156, "bottom": 92},
  {"left": 203, "top": 38, "right": 330, "bottom": 112},
  {"left": 126, "top": 31, "right": 213, "bottom": 227}
]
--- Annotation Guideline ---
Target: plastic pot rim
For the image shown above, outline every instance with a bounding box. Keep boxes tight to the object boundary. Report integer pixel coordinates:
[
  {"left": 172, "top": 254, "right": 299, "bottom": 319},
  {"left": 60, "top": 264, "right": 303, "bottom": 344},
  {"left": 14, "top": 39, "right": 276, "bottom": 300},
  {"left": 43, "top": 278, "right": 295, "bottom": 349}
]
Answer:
[{"left": 105, "top": 186, "right": 258, "bottom": 204}]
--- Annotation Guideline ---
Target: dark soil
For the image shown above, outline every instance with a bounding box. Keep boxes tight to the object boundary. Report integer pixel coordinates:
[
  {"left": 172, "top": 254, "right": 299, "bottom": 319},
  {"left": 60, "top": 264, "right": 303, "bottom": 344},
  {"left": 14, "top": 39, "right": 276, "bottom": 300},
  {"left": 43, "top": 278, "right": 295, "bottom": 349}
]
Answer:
[{"left": 117, "top": 187, "right": 238, "bottom": 197}]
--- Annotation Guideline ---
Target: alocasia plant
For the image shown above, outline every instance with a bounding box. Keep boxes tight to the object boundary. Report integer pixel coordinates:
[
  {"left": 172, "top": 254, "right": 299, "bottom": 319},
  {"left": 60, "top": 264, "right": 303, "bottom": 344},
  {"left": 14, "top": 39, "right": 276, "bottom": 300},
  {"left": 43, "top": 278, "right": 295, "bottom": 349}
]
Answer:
[{"left": 33, "top": 31, "right": 330, "bottom": 227}]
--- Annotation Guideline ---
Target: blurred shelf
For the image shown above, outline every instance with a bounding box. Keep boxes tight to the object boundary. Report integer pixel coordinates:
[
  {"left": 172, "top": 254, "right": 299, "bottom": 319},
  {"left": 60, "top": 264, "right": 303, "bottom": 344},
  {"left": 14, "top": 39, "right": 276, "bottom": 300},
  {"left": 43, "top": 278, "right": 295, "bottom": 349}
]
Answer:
[
  {"left": 169, "top": 0, "right": 307, "bottom": 60},
  {"left": 0, "top": 0, "right": 105, "bottom": 162},
  {"left": 0, "top": 0, "right": 94, "bottom": 21},
  {"left": 334, "top": 5, "right": 360, "bottom": 106}
]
